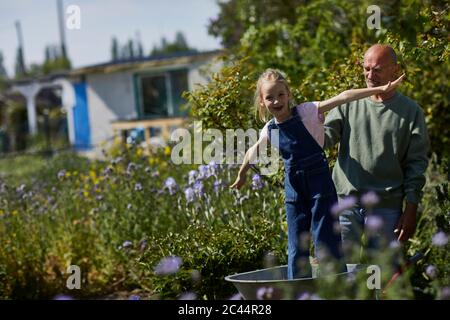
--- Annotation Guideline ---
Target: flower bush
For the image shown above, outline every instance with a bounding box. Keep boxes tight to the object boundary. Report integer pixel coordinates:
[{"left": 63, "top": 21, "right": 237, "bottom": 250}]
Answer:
[{"left": 0, "top": 142, "right": 288, "bottom": 299}]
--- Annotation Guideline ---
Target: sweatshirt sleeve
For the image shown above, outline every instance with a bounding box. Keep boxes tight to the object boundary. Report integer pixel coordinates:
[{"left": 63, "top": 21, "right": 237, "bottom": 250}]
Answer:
[
  {"left": 403, "top": 107, "right": 430, "bottom": 204},
  {"left": 323, "top": 106, "right": 344, "bottom": 150}
]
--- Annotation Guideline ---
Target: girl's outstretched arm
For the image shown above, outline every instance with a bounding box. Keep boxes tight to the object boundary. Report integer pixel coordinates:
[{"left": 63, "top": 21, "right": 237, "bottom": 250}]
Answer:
[
  {"left": 317, "top": 74, "right": 405, "bottom": 113},
  {"left": 230, "top": 135, "right": 268, "bottom": 189}
]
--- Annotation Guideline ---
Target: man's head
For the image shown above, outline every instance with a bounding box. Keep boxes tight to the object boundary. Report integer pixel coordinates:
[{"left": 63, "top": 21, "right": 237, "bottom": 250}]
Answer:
[{"left": 363, "top": 44, "right": 399, "bottom": 88}]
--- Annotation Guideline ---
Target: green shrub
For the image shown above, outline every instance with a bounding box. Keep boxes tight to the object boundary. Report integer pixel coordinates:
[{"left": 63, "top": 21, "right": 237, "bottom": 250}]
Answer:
[
  {"left": 408, "top": 156, "right": 450, "bottom": 299},
  {"left": 139, "top": 218, "right": 287, "bottom": 300}
]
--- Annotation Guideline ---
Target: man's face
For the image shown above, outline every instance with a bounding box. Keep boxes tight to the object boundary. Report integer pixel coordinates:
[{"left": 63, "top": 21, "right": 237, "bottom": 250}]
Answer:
[{"left": 363, "top": 51, "right": 397, "bottom": 88}]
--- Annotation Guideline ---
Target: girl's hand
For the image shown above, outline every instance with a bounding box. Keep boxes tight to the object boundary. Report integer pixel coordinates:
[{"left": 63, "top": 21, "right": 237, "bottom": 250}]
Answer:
[
  {"left": 230, "top": 174, "right": 247, "bottom": 189},
  {"left": 383, "top": 73, "right": 405, "bottom": 92}
]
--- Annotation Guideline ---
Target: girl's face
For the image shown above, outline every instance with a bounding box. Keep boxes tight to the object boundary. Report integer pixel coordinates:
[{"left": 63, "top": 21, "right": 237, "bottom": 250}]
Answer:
[{"left": 259, "top": 80, "right": 291, "bottom": 121}]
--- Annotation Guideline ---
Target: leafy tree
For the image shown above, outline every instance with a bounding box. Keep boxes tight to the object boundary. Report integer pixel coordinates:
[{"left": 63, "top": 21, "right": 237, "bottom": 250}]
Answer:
[
  {"left": 14, "top": 47, "right": 26, "bottom": 78},
  {"left": 110, "top": 37, "right": 144, "bottom": 61},
  {"left": 208, "top": 0, "right": 309, "bottom": 49},
  {"left": 137, "top": 40, "right": 144, "bottom": 58},
  {"left": 128, "top": 39, "right": 135, "bottom": 59},
  {"left": 150, "top": 31, "right": 197, "bottom": 56},
  {"left": 42, "top": 44, "right": 71, "bottom": 74},
  {"left": 111, "top": 37, "right": 119, "bottom": 61},
  {"left": 0, "top": 52, "right": 7, "bottom": 79},
  {"left": 189, "top": 0, "right": 449, "bottom": 158},
  {"left": 0, "top": 51, "right": 8, "bottom": 79}
]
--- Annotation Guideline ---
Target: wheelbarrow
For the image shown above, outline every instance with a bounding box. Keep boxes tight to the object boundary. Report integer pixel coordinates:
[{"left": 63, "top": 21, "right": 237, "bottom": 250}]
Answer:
[
  {"left": 225, "top": 264, "right": 365, "bottom": 300},
  {"left": 225, "top": 252, "right": 424, "bottom": 300}
]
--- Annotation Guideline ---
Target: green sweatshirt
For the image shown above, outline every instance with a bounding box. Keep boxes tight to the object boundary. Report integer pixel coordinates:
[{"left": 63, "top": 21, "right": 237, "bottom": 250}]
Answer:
[{"left": 324, "top": 91, "right": 429, "bottom": 209}]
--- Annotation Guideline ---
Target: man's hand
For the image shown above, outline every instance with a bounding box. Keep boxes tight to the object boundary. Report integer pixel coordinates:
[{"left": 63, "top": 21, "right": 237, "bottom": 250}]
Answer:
[
  {"left": 394, "top": 203, "right": 417, "bottom": 243},
  {"left": 383, "top": 73, "right": 405, "bottom": 92}
]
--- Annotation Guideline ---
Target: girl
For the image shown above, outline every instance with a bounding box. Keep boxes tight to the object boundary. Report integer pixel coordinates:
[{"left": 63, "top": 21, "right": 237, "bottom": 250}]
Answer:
[{"left": 231, "top": 69, "right": 404, "bottom": 279}]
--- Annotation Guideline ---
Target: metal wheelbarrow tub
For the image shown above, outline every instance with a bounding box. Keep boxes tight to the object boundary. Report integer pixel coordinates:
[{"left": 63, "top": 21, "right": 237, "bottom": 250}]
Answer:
[{"left": 225, "top": 264, "right": 365, "bottom": 300}]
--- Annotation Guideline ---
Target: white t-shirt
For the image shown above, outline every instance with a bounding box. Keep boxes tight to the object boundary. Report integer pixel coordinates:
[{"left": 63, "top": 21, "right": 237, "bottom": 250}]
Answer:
[{"left": 260, "top": 102, "right": 325, "bottom": 148}]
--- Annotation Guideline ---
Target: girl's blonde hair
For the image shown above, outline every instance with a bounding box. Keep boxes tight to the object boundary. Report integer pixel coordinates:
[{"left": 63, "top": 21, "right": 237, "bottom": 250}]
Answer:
[{"left": 254, "top": 68, "right": 291, "bottom": 122}]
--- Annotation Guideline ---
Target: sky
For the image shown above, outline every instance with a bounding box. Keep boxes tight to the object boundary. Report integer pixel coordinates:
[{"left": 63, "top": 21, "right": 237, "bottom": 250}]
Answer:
[{"left": 0, "top": 0, "right": 223, "bottom": 77}]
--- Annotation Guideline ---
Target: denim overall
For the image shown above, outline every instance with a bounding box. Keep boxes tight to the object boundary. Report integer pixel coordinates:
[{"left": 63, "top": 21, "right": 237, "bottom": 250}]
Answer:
[{"left": 268, "top": 107, "right": 343, "bottom": 279}]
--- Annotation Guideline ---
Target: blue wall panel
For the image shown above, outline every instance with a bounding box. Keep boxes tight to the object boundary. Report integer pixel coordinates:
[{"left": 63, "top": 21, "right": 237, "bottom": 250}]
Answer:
[{"left": 73, "top": 82, "right": 91, "bottom": 149}]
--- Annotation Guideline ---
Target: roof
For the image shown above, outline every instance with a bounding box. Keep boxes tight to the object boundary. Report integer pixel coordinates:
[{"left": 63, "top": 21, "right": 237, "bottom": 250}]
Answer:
[
  {"left": 70, "top": 49, "right": 223, "bottom": 76},
  {"left": 7, "top": 71, "right": 70, "bottom": 86},
  {"left": 6, "top": 50, "right": 224, "bottom": 85}
]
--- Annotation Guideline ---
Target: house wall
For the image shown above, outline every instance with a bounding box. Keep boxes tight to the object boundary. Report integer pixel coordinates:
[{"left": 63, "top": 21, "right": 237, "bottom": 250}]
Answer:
[
  {"left": 86, "top": 71, "right": 136, "bottom": 146},
  {"left": 83, "top": 55, "right": 222, "bottom": 149},
  {"left": 188, "top": 58, "right": 222, "bottom": 91}
]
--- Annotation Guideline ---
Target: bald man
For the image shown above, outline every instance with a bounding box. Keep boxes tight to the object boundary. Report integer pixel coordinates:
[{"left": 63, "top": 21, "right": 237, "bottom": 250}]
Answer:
[{"left": 324, "top": 44, "right": 429, "bottom": 264}]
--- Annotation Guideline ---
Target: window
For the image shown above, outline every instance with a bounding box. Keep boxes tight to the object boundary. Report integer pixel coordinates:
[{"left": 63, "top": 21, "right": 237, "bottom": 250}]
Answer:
[
  {"left": 138, "top": 69, "right": 188, "bottom": 118},
  {"left": 140, "top": 74, "right": 168, "bottom": 117},
  {"left": 170, "top": 69, "right": 189, "bottom": 117}
]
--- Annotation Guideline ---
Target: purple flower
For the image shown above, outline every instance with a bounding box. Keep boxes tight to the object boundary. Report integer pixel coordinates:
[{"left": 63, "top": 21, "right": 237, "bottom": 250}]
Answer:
[
  {"left": 208, "top": 161, "right": 220, "bottom": 176},
  {"left": 198, "top": 165, "right": 211, "bottom": 180},
  {"left": 16, "top": 184, "right": 26, "bottom": 193},
  {"left": 127, "top": 203, "right": 132, "bottom": 210},
  {"left": 389, "top": 240, "right": 401, "bottom": 249},
  {"left": 139, "top": 239, "right": 147, "bottom": 252},
  {"left": 366, "top": 215, "right": 383, "bottom": 232},
  {"left": 252, "top": 174, "right": 264, "bottom": 190},
  {"left": 119, "top": 240, "right": 132, "bottom": 250},
  {"left": 151, "top": 171, "right": 160, "bottom": 178},
  {"left": 440, "top": 287, "right": 450, "bottom": 300},
  {"left": 57, "top": 170, "right": 66, "bottom": 180},
  {"left": 432, "top": 231, "right": 448, "bottom": 246},
  {"left": 178, "top": 292, "right": 197, "bottom": 300},
  {"left": 297, "top": 292, "right": 321, "bottom": 300},
  {"left": 47, "top": 196, "right": 55, "bottom": 205},
  {"left": 425, "top": 265, "right": 437, "bottom": 279},
  {"left": 213, "top": 180, "right": 223, "bottom": 193},
  {"left": 193, "top": 181, "right": 205, "bottom": 198},
  {"left": 128, "top": 295, "right": 141, "bottom": 300},
  {"left": 127, "top": 162, "right": 137, "bottom": 173},
  {"left": 103, "top": 166, "right": 113, "bottom": 176},
  {"left": 256, "top": 287, "right": 273, "bottom": 300},
  {"left": 154, "top": 256, "right": 182, "bottom": 276},
  {"left": 184, "top": 187, "right": 195, "bottom": 203},
  {"left": 53, "top": 294, "right": 73, "bottom": 300},
  {"left": 164, "top": 177, "right": 177, "bottom": 195},
  {"left": 297, "top": 292, "right": 311, "bottom": 300},
  {"left": 331, "top": 196, "right": 357, "bottom": 216},
  {"left": 228, "top": 293, "right": 243, "bottom": 300},
  {"left": 134, "top": 182, "right": 143, "bottom": 191},
  {"left": 361, "top": 191, "right": 379, "bottom": 207},
  {"left": 188, "top": 170, "right": 197, "bottom": 185}
]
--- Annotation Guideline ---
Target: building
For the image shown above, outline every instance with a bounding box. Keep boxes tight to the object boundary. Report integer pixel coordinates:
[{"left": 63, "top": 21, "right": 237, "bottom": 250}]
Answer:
[{"left": 9, "top": 50, "right": 222, "bottom": 155}]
